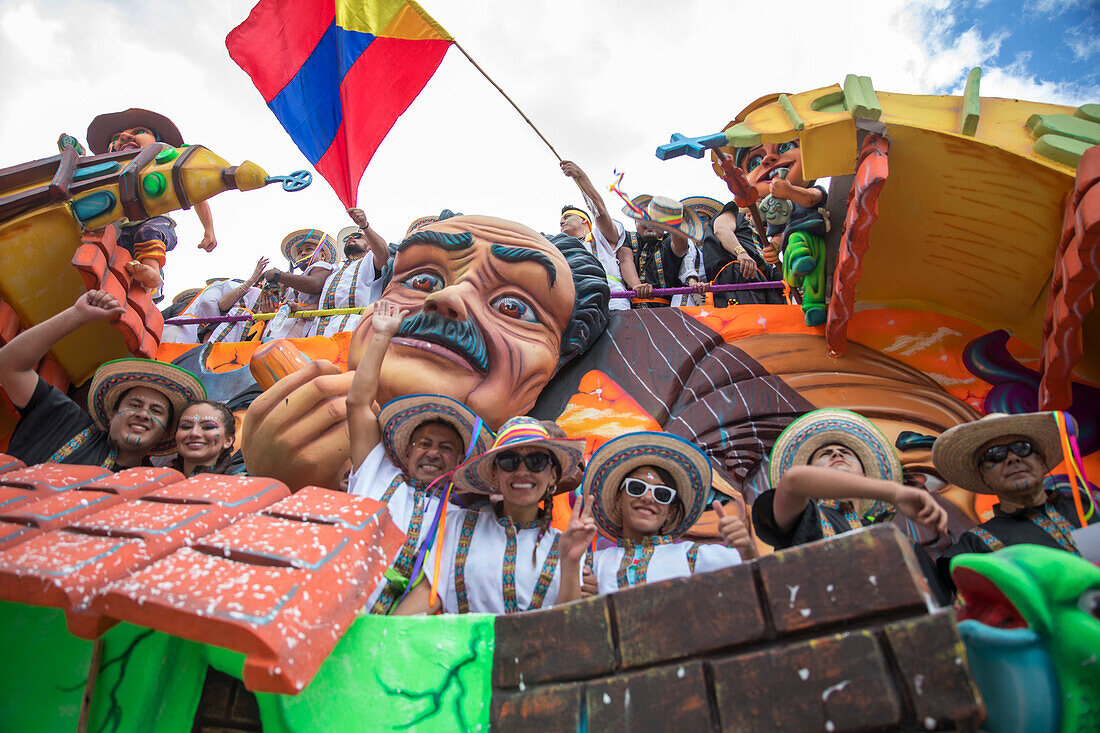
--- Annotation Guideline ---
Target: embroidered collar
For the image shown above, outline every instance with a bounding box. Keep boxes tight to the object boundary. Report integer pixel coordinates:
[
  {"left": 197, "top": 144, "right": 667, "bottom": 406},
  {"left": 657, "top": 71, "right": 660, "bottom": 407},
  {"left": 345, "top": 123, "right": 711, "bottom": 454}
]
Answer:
[
  {"left": 993, "top": 490, "right": 1059, "bottom": 518},
  {"left": 619, "top": 534, "right": 675, "bottom": 551}
]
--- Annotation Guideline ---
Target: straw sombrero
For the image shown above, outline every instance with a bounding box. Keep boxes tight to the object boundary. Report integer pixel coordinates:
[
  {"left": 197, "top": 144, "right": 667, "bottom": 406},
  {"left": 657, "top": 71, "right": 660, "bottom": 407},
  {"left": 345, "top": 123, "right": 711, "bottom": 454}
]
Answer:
[
  {"left": 279, "top": 229, "right": 338, "bottom": 266},
  {"left": 932, "top": 412, "right": 1064, "bottom": 494},
  {"left": 86, "top": 108, "right": 185, "bottom": 155},
  {"left": 769, "top": 409, "right": 902, "bottom": 487},
  {"left": 584, "top": 431, "right": 712, "bottom": 540},
  {"left": 679, "top": 196, "right": 724, "bottom": 223},
  {"left": 378, "top": 394, "right": 494, "bottom": 473},
  {"left": 622, "top": 195, "right": 705, "bottom": 242},
  {"left": 337, "top": 226, "right": 362, "bottom": 245},
  {"left": 452, "top": 416, "right": 584, "bottom": 496},
  {"left": 88, "top": 358, "right": 205, "bottom": 455}
]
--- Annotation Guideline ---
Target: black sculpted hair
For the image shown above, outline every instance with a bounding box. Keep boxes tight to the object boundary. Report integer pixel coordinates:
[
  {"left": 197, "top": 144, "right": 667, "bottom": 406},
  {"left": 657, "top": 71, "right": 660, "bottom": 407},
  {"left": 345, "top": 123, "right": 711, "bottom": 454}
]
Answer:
[{"left": 548, "top": 233, "right": 609, "bottom": 372}]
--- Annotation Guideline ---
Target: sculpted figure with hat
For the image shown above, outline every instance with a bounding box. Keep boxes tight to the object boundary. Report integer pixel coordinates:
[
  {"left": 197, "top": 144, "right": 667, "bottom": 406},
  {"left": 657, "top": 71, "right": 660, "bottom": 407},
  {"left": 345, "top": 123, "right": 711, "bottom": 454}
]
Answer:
[
  {"left": 242, "top": 215, "right": 609, "bottom": 492},
  {"left": 85, "top": 108, "right": 218, "bottom": 296},
  {"left": 0, "top": 290, "right": 203, "bottom": 470},
  {"left": 933, "top": 412, "right": 1098, "bottom": 587}
]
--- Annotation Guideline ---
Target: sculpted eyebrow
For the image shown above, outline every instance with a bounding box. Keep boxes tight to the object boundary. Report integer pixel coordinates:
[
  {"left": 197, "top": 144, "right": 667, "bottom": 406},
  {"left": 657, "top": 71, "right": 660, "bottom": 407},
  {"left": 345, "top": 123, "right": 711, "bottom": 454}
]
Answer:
[
  {"left": 396, "top": 230, "right": 474, "bottom": 253},
  {"left": 490, "top": 244, "right": 556, "bottom": 287}
]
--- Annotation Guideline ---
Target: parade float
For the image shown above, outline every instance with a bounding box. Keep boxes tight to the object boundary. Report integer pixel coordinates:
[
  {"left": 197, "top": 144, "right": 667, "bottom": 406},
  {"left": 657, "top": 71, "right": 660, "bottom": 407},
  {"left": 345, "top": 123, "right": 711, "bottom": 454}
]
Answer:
[{"left": 0, "top": 62, "right": 1098, "bottom": 733}]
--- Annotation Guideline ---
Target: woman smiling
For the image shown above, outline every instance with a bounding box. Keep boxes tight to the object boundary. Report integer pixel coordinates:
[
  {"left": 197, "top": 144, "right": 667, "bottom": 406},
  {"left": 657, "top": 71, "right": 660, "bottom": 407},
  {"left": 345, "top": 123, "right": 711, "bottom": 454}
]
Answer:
[
  {"left": 171, "top": 400, "right": 239, "bottom": 476},
  {"left": 399, "top": 417, "right": 588, "bottom": 614}
]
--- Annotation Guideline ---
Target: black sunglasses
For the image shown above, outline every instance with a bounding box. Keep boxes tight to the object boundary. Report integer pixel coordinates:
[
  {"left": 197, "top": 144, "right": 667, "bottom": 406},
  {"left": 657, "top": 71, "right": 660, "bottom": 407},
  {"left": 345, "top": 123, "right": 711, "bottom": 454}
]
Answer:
[
  {"left": 494, "top": 451, "right": 553, "bottom": 473},
  {"left": 978, "top": 440, "right": 1036, "bottom": 467},
  {"left": 621, "top": 477, "right": 677, "bottom": 505}
]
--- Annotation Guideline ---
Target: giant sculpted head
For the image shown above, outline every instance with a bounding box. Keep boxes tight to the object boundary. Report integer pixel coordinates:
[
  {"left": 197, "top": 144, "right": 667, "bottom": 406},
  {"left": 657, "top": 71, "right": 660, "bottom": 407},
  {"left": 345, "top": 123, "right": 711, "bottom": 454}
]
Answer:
[{"left": 241, "top": 215, "right": 609, "bottom": 490}]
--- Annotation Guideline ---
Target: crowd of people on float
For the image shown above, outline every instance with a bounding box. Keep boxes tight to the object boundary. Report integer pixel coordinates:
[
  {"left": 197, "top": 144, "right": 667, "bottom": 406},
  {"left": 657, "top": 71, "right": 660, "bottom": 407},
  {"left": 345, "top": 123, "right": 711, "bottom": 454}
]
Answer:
[{"left": 0, "top": 108, "right": 1094, "bottom": 618}]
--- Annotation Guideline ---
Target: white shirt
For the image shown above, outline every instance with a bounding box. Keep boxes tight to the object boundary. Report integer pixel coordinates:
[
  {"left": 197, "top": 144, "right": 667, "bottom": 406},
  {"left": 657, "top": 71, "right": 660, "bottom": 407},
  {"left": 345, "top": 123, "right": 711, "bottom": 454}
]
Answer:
[
  {"left": 265, "top": 261, "right": 336, "bottom": 339},
  {"left": 306, "top": 256, "right": 384, "bottom": 337},
  {"left": 161, "top": 281, "right": 240, "bottom": 343},
  {"left": 588, "top": 218, "right": 630, "bottom": 312},
  {"left": 433, "top": 505, "right": 573, "bottom": 614},
  {"left": 347, "top": 442, "right": 445, "bottom": 611},
  {"left": 207, "top": 281, "right": 261, "bottom": 343},
  {"left": 591, "top": 539, "right": 742, "bottom": 594},
  {"left": 672, "top": 241, "right": 705, "bottom": 307}
]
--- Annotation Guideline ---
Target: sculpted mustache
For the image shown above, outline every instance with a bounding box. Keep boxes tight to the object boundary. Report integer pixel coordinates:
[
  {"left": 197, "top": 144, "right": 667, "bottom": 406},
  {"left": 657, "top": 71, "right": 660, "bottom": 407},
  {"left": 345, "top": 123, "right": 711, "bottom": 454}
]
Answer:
[{"left": 395, "top": 310, "right": 490, "bottom": 373}]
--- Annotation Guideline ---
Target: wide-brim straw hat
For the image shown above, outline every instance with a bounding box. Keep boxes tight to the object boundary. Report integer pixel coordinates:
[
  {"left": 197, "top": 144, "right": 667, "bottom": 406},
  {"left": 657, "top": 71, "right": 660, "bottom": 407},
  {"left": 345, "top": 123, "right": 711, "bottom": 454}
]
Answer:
[
  {"left": 770, "top": 409, "right": 902, "bottom": 487},
  {"left": 87, "top": 108, "right": 184, "bottom": 155},
  {"left": 337, "top": 226, "right": 362, "bottom": 245},
  {"left": 378, "top": 394, "right": 494, "bottom": 472},
  {"left": 88, "top": 358, "right": 205, "bottom": 455},
  {"left": 280, "top": 229, "right": 338, "bottom": 265},
  {"left": 622, "top": 195, "right": 705, "bottom": 242},
  {"left": 679, "top": 196, "right": 724, "bottom": 223},
  {"left": 584, "top": 431, "right": 712, "bottom": 540},
  {"left": 932, "top": 412, "right": 1064, "bottom": 494},
  {"left": 452, "top": 416, "right": 584, "bottom": 496}
]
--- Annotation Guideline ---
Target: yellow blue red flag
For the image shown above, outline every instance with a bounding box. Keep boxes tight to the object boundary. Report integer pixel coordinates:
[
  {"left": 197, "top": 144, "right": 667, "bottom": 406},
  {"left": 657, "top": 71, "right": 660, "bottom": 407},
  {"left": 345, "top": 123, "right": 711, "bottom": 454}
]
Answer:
[{"left": 226, "top": 0, "right": 453, "bottom": 206}]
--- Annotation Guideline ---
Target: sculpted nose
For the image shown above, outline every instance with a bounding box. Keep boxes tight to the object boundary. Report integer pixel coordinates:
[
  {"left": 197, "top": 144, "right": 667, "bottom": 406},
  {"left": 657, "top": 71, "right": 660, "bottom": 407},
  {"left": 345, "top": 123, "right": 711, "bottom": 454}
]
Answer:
[{"left": 423, "top": 285, "right": 468, "bottom": 321}]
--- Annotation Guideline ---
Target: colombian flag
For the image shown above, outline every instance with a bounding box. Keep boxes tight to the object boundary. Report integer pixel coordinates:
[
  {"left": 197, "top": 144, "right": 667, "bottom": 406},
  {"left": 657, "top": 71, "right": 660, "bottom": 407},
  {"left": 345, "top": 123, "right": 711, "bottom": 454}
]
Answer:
[{"left": 226, "top": 0, "right": 453, "bottom": 206}]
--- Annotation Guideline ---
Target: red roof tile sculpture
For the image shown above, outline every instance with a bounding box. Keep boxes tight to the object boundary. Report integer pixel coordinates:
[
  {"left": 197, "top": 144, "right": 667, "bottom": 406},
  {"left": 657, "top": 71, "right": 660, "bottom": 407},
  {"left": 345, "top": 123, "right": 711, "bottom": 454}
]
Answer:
[{"left": 0, "top": 456, "right": 405, "bottom": 694}]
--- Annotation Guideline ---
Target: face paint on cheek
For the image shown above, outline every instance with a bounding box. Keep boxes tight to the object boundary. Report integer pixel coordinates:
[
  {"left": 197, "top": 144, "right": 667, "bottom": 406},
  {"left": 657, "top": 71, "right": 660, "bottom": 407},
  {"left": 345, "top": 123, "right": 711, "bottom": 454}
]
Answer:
[{"left": 116, "top": 407, "right": 168, "bottom": 431}]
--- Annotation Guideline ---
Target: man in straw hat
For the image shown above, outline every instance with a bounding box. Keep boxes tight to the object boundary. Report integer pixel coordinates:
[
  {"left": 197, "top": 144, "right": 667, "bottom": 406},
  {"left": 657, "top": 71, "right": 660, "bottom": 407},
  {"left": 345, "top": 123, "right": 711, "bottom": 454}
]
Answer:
[
  {"left": 0, "top": 291, "right": 204, "bottom": 469},
  {"left": 261, "top": 229, "right": 339, "bottom": 339},
  {"left": 752, "top": 409, "right": 951, "bottom": 602},
  {"left": 306, "top": 208, "right": 391, "bottom": 337},
  {"left": 346, "top": 299, "right": 494, "bottom": 614},
  {"left": 559, "top": 160, "right": 641, "bottom": 312},
  {"left": 933, "top": 412, "right": 1097, "bottom": 573},
  {"left": 622, "top": 194, "right": 707, "bottom": 308},
  {"left": 86, "top": 108, "right": 219, "bottom": 292}
]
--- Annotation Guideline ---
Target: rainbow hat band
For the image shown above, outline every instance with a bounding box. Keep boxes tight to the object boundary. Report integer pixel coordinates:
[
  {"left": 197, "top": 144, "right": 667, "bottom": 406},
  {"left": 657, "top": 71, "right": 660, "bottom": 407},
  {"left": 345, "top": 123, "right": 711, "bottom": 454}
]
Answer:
[
  {"left": 932, "top": 412, "right": 1066, "bottom": 494},
  {"left": 452, "top": 416, "right": 585, "bottom": 496},
  {"left": 279, "top": 229, "right": 338, "bottom": 266},
  {"left": 769, "top": 409, "right": 902, "bottom": 487},
  {"left": 622, "top": 194, "right": 705, "bottom": 242},
  {"left": 378, "top": 394, "right": 494, "bottom": 474},
  {"left": 88, "top": 358, "right": 205, "bottom": 455},
  {"left": 679, "top": 196, "right": 724, "bottom": 223},
  {"left": 583, "top": 431, "right": 712, "bottom": 541}
]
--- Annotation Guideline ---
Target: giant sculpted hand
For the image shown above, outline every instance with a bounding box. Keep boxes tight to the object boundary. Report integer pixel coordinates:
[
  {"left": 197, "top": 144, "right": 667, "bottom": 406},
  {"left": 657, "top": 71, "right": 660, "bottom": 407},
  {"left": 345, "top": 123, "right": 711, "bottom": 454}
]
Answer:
[{"left": 240, "top": 358, "right": 354, "bottom": 491}]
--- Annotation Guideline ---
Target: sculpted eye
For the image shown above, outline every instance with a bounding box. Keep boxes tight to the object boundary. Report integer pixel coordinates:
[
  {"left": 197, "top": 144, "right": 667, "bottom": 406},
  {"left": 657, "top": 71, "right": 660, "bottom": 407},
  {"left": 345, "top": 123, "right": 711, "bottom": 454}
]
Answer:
[
  {"left": 491, "top": 295, "right": 539, "bottom": 323},
  {"left": 746, "top": 154, "right": 764, "bottom": 172},
  {"left": 401, "top": 271, "right": 443, "bottom": 293},
  {"left": 777, "top": 140, "right": 798, "bottom": 154}
]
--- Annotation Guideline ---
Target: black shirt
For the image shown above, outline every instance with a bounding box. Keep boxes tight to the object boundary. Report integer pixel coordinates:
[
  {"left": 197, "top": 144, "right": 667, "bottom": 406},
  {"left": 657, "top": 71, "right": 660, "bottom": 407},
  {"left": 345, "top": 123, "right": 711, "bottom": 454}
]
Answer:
[
  {"left": 753, "top": 488, "right": 953, "bottom": 606},
  {"left": 704, "top": 205, "right": 783, "bottom": 307},
  {"left": 937, "top": 487, "right": 1096, "bottom": 589},
  {"left": 628, "top": 232, "right": 685, "bottom": 293},
  {"left": 8, "top": 377, "right": 116, "bottom": 467}
]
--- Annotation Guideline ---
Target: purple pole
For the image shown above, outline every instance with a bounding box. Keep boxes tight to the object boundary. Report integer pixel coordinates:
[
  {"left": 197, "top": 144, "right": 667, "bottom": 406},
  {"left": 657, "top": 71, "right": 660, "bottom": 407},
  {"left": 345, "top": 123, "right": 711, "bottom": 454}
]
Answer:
[{"left": 610, "top": 281, "right": 785, "bottom": 298}]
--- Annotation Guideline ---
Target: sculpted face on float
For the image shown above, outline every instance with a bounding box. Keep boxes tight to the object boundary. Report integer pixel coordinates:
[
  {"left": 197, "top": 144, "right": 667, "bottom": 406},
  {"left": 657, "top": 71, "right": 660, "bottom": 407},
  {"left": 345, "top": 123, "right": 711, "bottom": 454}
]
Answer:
[
  {"left": 739, "top": 139, "right": 805, "bottom": 197},
  {"left": 351, "top": 215, "right": 575, "bottom": 429}
]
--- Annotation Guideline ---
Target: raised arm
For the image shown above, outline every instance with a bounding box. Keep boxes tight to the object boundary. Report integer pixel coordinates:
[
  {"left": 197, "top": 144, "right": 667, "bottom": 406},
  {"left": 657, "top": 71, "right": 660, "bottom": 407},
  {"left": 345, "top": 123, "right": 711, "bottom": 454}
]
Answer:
[
  {"left": 0, "top": 291, "right": 123, "bottom": 408},
  {"left": 772, "top": 465, "right": 948, "bottom": 536},
  {"left": 556, "top": 490, "right": 597, "bottom": 605},
  {"left": 669, "top": 230, "right": 691, "bottom": 258},
  {"left": 262, "top": 267, "right": 329, "bottom": 297},
  {"left": 195, "top": 200, "right": 217, "bottom": 251},
  {"left": 218, "top": 257, "right": 269, "bottom": 312},
  {"left": 561, "top": 161, "right": 620, "bottom": 247},
  {"left": 348, "top": 208, "right": 390, "bottom": 271},
  {"left": 346, "top": 299, "right": 408, "bottom": 470}
]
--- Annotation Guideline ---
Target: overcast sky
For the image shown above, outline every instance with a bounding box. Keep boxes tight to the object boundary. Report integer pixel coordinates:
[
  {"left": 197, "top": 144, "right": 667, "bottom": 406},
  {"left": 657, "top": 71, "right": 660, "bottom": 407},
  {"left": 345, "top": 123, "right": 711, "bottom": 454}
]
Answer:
[{"left": 1, "top": 0, "right": 1096, "bottom": 301}]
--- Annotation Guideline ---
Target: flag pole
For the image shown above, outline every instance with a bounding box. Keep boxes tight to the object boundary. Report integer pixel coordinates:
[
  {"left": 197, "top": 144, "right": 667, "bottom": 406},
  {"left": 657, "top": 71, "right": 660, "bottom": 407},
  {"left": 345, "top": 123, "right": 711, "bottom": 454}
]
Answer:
[{"left": 454, "top": 42, "right": 563, "bottom": 163}]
